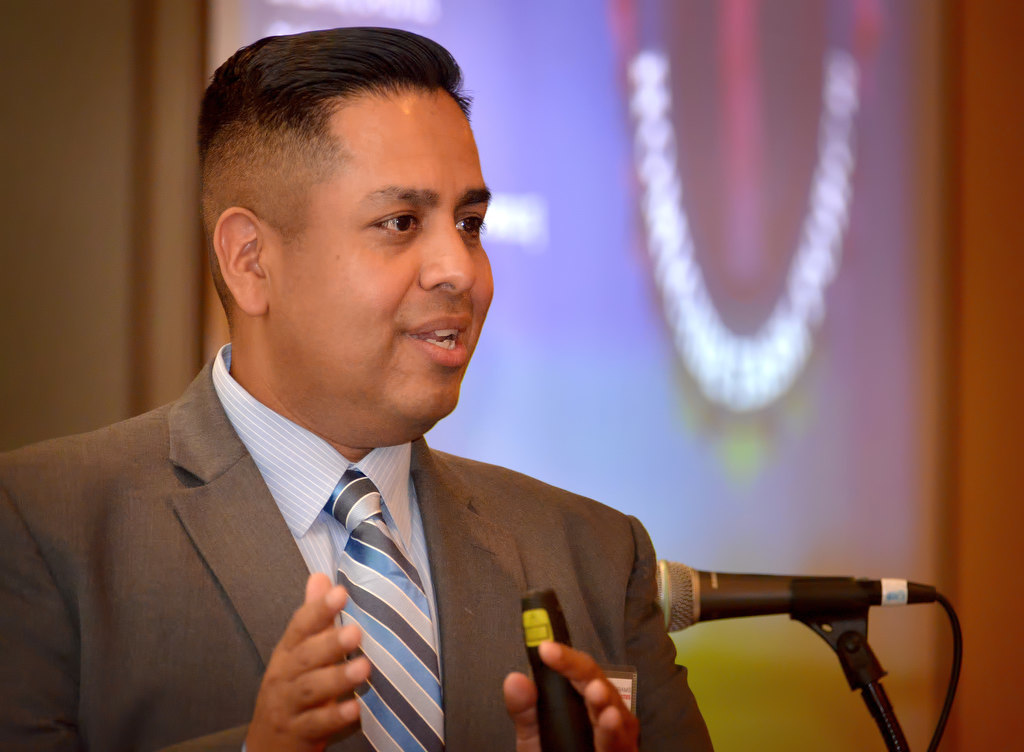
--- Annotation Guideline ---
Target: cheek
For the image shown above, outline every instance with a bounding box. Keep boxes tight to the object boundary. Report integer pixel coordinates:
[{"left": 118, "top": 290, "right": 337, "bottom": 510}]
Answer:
[
  {"left": 327, "top": 280, "right": 412, "bottom": 363},
  {"left": 474, "top": 256, "right": 495, "bottom": 314}
]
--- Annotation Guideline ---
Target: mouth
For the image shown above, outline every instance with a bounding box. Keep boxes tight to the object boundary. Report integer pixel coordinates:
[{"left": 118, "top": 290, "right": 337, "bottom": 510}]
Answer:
[{"left": 409, "top": 328, "right": 460, "bottom": 351}]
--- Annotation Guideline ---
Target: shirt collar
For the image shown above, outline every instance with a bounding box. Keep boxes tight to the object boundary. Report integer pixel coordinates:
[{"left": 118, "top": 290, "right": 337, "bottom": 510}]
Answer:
[{"left": 211, "top": 344, "right": 413, "bottom": 540}]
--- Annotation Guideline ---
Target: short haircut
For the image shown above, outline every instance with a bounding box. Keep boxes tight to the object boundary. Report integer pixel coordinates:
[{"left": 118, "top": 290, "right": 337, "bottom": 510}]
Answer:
[{"left": 198, "top": 27, "right": 472, "bottom": 320}]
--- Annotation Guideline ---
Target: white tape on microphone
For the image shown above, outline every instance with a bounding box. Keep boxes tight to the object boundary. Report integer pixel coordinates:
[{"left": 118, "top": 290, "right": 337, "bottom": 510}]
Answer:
[{"left": 880, "top": 578, "right": 909, "bottom": 606}]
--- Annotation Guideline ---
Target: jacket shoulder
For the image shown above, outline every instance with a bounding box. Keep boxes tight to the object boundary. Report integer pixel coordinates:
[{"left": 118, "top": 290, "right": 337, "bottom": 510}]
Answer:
[
  {"left": 425, "top": 447, "right": 637, "bottom": 537},
  {"left": 1, "top": 403, "right": 175, "bottom": 483}
]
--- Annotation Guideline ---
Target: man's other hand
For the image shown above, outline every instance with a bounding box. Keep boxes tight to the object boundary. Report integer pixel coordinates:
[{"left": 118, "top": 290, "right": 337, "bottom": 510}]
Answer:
[
  {"left": 245, "top": 573, "right": 371, "bottom": 752},
  {"left": 503, "top": 642, "right": 640, "bottom": 752}
]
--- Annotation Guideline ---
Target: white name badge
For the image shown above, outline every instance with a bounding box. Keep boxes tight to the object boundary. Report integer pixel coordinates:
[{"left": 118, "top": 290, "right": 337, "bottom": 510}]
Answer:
[{"left": 600, "top": 664, "right": 638, "bottom": 714}]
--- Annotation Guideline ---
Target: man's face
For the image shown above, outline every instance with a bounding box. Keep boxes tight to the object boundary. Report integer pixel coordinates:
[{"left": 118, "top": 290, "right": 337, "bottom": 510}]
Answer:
[{"left": 246, "top": 89, "right": 493, "bottom": 458}]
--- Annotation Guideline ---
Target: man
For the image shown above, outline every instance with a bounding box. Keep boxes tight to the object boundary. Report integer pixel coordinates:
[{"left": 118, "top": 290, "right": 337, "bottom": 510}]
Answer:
[{"left": 0, "top": 27, "right": 712, "bottom": 752}]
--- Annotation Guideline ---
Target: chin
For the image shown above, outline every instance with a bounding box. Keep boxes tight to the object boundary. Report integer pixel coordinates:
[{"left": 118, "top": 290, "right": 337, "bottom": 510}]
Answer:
[{"left": 401, "top": 390, "right": 461, "bottom": 436}]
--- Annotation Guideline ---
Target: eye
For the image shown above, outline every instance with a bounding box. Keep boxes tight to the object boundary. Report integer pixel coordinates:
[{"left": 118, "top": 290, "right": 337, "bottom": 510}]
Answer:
[
  {"left": 457, "top": 216, "right": 486, "bottom": 238},
  {"left": 380, "top": 215, "right": 418, "bottom": 233}
]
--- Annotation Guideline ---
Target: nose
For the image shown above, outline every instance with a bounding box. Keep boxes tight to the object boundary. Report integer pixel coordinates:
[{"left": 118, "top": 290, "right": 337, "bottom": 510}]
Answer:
[{"left": 418, "top": 226, "right": 480, "bottom": 294}]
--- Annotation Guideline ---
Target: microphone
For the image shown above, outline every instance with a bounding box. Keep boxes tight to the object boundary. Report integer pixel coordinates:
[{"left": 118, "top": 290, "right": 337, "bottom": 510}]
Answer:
[{"left": 655, "top": 560, "right": 937, "bottom": 632}]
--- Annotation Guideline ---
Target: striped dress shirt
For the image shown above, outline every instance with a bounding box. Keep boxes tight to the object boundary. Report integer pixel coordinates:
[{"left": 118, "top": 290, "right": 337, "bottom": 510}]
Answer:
[{"left": 210, "top": 344, "right": 441, "bottom": 654}]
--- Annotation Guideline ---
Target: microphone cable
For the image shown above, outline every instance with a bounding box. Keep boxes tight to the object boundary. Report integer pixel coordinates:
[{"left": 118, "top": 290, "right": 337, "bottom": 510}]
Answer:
[
  {"left": 656, "top": 560, "right": 963, "bottom": 749},
  {"left": 927, "top": 592, "right": 962, "bottom": 752}
]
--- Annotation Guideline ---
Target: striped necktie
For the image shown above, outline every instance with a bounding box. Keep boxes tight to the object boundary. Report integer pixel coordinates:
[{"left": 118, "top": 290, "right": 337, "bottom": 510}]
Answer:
[{"left": 326, "top": 468, "right": 444, "bottom": 752}]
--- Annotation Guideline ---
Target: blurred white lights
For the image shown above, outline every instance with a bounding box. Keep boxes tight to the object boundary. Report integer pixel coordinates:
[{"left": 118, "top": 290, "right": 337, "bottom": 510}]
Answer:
[
  {"left": 484, "top": 193, "right": 549, "bottom": 252},
  {"left": 266, "top": 0, "right": 441, "bottom": 25},
  {"left": 629, "top": 49, "right": 859, "bottom": 412}
]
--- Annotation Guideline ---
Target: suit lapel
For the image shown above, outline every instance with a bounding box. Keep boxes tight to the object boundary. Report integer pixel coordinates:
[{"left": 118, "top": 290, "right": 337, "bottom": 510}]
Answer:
[
  {"left": 411, "top": 441, "right": 529, "bottom": 749},
  {"left": 163, "top": 369, "right": 529, "bottom": 747},
  {"left": 169, "top": 461, "right": 309, "bottom": 666},
  {"left": 165, "top": 364, "right": 309, "bottom": 667}
]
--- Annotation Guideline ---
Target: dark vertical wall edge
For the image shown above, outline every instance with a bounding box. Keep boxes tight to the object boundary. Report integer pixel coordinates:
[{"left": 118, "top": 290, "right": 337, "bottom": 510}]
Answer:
[
  {"left": 196, "top": 0, "right": 213, "bottom": 371},
  {"left": 129, "top": 0, "right": 156, "bottom": 416},
  {"left": 937, "top": 0, "right": 962, "bottom": 743}
]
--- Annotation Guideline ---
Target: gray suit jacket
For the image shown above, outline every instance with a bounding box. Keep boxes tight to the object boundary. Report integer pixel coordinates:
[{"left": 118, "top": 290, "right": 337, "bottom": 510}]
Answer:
[{"left": 0, "top": 365, "right": 712, "bottom": 751}]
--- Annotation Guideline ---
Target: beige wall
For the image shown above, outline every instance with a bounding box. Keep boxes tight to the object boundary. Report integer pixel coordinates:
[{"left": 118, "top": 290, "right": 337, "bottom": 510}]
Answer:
[{"left": 0, "top": 0, "right": 205, "bottom": 451}]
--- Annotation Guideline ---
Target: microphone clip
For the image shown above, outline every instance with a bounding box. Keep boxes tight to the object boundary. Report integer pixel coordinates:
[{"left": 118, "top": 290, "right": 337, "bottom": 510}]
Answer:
[{"left": 796, "top": 610, "right": 909, "bottom": 752}]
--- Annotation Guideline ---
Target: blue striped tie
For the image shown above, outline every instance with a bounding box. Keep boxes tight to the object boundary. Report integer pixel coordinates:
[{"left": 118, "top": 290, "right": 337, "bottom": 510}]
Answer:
[{"left": 326, "top": 468, "right": 444, "bottom": 752}]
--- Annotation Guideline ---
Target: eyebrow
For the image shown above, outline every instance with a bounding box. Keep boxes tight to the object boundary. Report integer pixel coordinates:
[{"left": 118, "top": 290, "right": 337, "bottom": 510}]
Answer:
[
  {"left": 364, "top": 185, "right": 492, "bottom": 209},
  {"left": 458, "top": 187, "right": 492, "bottom": 208}
]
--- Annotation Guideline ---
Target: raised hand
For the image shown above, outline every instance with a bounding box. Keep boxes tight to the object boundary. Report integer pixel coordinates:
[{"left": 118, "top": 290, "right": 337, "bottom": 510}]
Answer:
[{"left": 245, "top": 573, "right": 371, "bottom": 752}]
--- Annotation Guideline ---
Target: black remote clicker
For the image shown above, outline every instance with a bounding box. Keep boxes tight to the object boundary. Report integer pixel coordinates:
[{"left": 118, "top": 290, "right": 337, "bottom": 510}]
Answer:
[{"left": 521, "top": 589, "right": 595, "bottom": 752}]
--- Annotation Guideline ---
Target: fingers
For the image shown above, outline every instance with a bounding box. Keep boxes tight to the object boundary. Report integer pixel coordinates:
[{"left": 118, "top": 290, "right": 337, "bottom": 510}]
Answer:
[
  {"left": 502, "top": 671, "right": 538, "bottom": 720},
  {"left": 277, "top": 578, "right": 347, "bottom": 653},
  {"left": 284, "top": 620, "right": 360, "bottom": 678},
  {"left": 502, "top": 672, "right": 541, "bottom": 752},
  {"left": 537, "top": 642, "right": 639, "bottom": 752},
  {"left": 305, "top": 571, "right": 332, "bottom": 603},
  {"left": 536, "top": 641, "right": 602, "bottom": 690},
  {"left": 246, "top": 574, "right": 368, "bottom": 752},
  {"left": 269, "top": 577, "right": 362, "bottom": 690},
  {"left": 282, "top": 693, "right": 362, "bottom": 741},
  {"left": 282, "top": 622, "right": 370, "bottom": 704},
  {"left": 585, "top": 677, "right": 639, "bottom": 752},
  {"left": 287, "top": 650, "right": 372, "bottom": 709}
]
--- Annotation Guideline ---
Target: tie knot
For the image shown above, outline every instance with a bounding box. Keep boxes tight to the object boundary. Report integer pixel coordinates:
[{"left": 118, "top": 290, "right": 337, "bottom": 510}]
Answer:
[{"left": 325, "top": 468, "right": 382, "bottom": 532}]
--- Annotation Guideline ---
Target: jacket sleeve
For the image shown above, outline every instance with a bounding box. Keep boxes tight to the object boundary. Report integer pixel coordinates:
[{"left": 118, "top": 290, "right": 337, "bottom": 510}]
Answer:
[
  {"left": 0, "top": 483, "right": 81, "bottom": 751},
  {"left": 0, "top": 473, "right": 260, "bottom": 752},
  {"left": 157, "top": 725, "right": 249, "bottom": 752},
  {"left": 624, "top": 515, "right": 714, "bottom": 751}
]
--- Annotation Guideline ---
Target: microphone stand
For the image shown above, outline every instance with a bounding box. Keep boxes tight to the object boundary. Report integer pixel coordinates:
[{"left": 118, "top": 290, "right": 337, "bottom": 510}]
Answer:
[{"left": 796, "top": 610, "right": 909, "bottom": 752}]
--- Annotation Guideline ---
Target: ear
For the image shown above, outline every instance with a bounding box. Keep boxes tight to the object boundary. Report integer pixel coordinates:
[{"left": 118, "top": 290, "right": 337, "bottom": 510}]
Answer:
[{"left": 213, "top": 207, "right": 270, "bottom": 317}]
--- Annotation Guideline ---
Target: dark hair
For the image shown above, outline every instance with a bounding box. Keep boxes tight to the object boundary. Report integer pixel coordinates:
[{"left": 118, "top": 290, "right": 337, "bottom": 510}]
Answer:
[{"left": 199, "top": 27, "right": 471, "bottom": 320}]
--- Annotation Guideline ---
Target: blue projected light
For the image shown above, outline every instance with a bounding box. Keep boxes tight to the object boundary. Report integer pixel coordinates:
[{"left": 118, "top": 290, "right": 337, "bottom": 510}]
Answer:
[
  {"left": 218, "top": 2, "right": 945, "bottom": 749},
  {"left": 229, "top": 0, "right": 928, "bottom": 577}
]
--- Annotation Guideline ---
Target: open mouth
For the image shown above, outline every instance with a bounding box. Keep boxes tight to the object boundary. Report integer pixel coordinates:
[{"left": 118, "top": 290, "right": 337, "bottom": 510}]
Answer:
[{"left": 413, "top": 329, "right": 459, "bottom": 350}]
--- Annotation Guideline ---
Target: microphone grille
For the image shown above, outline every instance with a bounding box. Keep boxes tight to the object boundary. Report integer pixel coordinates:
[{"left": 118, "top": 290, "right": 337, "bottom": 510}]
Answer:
[{"left": 656, "top": 560, "right": 699, "bottom": 631}]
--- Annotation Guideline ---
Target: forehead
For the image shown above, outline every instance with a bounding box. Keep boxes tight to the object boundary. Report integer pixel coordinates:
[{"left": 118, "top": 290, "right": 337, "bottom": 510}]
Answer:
[{"left": 325, "top": 89, "right": 484, "bottom": 192}]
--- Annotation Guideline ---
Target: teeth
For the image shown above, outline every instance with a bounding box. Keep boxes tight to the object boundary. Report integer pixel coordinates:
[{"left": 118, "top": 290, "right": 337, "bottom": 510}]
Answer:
[
  {"left": 414, "top": 329, "right": 458, "bottom": 350},
  {"left": 425, "top": 338, "right": 456, "bottom": 350},
  {"left": 422, "top": 329, "right": 458, "bottom": 350}
]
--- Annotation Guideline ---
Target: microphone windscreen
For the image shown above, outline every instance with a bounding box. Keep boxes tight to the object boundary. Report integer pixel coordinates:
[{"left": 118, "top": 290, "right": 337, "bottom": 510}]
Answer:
[{"left": 656, "top": 560, "right": 700, "bottom": 631}]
